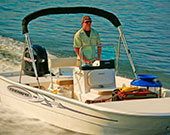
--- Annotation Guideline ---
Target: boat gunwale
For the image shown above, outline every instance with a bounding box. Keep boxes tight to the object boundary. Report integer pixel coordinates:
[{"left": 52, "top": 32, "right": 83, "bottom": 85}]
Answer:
[{"left": 1, "top": 72, "right": 170, "bottom": 117}]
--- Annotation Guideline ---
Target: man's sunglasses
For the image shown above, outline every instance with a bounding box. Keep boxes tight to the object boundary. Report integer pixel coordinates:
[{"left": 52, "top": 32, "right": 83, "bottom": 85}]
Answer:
[{"left": 84, "top": 21, "right": 92, "bottom": 24}]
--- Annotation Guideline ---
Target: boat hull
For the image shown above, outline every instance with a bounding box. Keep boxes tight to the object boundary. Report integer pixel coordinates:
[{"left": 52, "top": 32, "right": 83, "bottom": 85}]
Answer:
[{"left": 0, "top": 76, "right": 170, "bottom": 135}]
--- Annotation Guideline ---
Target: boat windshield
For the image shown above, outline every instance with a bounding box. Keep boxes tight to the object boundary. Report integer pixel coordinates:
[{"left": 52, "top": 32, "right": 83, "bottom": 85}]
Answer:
[{"left": 79, "top": 45, "right": 116, "bottom": 69}]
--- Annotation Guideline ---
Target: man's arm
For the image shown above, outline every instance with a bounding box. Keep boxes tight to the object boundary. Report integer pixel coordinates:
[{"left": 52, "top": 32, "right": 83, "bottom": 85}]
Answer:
[
  {"left": 97, "top": 46, "right": 102, "bottom": 60},
  {"left": 75, "top": 47, "right": 92, "bottom": 64},
  {"left": 74, "top": 47, "right": 80, "bottom": 57}
]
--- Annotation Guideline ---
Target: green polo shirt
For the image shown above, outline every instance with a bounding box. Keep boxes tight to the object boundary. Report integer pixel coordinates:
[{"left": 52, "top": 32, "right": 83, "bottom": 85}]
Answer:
[{"left": 73, "top": 28, "right": 101, "bottom": 60}]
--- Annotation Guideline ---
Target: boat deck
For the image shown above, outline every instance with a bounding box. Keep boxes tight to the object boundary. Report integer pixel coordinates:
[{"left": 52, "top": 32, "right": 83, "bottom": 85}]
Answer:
[
  {"left": 1, "top": 71, "right": 74, "bottom": 98},
  {"left": 1, "top": 71, "right": 170, "bottom": 104}
]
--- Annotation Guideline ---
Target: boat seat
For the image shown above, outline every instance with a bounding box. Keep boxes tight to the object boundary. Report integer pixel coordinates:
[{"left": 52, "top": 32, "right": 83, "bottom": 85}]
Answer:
[
  {"left": 90, "top": 86, "right": 115, "bottom": 95},
  {"left": 49, "top": 57, "right": 79, "bottom": 69},
  {"left": 54, "top": 76, "right": 73, "bottom": 86}
]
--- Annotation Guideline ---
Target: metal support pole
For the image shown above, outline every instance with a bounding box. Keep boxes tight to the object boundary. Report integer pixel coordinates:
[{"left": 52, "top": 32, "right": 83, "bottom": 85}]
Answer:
[
  {"left": 115, "top": 35, "right": 121, "bottom": 75},
  {"left": 118, "top": 26, "right": 137, "bottom": 78},
  {"left": 19, "top": 39, "right": 27, "bottom": 83},
  {"left": 25, "top": 33, "right": 40, "bottom": 89}
]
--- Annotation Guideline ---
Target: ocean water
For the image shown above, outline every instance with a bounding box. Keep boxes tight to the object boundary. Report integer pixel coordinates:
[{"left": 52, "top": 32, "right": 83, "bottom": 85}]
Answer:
[{"left": 0, "top": 0, "right": 170, "bottom": 134}]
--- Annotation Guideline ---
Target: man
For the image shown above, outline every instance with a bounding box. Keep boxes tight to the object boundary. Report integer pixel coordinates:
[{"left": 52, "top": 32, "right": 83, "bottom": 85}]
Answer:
[{"left": 73, "top": 16, "right": 102, "bottom": 65}]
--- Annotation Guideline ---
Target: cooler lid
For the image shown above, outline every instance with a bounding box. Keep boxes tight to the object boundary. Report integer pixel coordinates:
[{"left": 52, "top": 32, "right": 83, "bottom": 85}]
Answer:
[{"left": 131, "top": 74, "right": 162, "bottom": 87}]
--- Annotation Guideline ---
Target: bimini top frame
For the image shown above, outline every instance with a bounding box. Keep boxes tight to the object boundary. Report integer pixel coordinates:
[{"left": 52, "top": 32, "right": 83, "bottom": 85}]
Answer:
[
  {"left": 22, "top": 7, "right": 121, "bottom": 34},
  {"left": 20, "top": 6, "right": 137, "bottom": 88}
]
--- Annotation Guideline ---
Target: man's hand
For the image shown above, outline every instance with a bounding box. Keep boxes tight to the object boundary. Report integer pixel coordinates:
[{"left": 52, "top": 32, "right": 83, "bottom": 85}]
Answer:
[
  {"left": 83, "top": 59, "right": 92, "bottom": 64},
  {"left": 96, "top": 57, "right": 101, "bottom": 61}
]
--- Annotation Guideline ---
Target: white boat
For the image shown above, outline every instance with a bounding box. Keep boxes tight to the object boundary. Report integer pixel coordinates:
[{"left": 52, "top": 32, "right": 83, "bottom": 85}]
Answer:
[{"left": 0, "top": 7, "right": 170, "bottom": 135}]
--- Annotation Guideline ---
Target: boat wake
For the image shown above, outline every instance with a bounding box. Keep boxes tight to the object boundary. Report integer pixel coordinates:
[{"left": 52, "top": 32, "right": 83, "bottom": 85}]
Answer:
[
  {"left": 0, "top": 35, "right": 79, "bottom": 135},
  {"left": 0, "top": 103, "right": 79, "bottom": 135},
  {"left": 0, "top": 35, "right": 23, "bottom": 72},
  {"left": 0, "top": 35, "right": 56, "bottom": 72}
]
